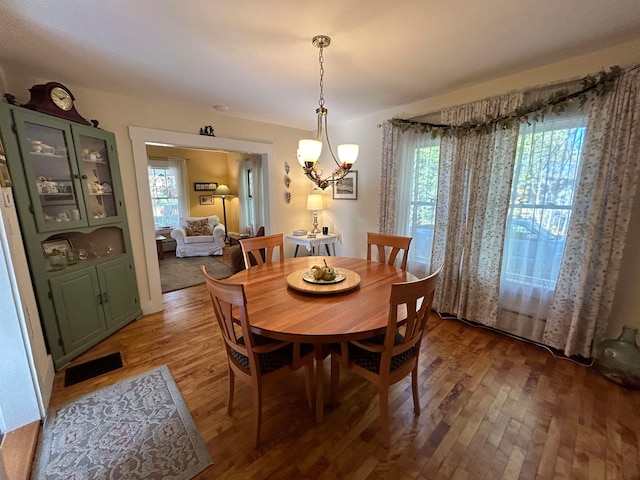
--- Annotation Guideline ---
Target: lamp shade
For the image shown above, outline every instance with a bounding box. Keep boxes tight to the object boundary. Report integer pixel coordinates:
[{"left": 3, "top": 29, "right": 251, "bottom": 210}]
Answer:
[
  {"left": 306, "top": 194, "right": 324, "bottom": 211},
  {"left": 213, "top": 184, "right": 234, "bottom": 196},
  {"left": 337, "top": 144, "right": 359, "bottom": 164},
  {"left": 298, "top": 139, "right": 322, "bottom": 166}
]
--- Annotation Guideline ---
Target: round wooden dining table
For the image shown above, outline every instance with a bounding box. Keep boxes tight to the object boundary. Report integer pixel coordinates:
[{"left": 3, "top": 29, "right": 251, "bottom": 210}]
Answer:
[{"left": 225, "top": 256, "right": 418, "bottom": 422}]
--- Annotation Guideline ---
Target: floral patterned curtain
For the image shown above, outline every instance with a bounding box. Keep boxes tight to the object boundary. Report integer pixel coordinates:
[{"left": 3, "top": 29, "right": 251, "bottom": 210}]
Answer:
[
  {"left": 378, "top": 123, "right": 399, "bottom": 234},
  {"left": 543, "top": 67, "right": 640, "bottom": 357},
  {"left": 379, "top": 66, "right": 640, "bottom": 357},
  {"left": 431, "top": 93, "right": 523, "bottom": 325}
]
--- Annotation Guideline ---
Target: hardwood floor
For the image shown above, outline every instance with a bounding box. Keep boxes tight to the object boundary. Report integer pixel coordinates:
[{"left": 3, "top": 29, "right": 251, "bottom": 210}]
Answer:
[{"left": 48, "top": 284, "right": 640, "bottom": 479}]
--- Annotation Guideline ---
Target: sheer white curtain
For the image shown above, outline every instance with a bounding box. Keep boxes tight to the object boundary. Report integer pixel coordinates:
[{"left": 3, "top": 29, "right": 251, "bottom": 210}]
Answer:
[
  {"left": 167, "top": 156, "right": 189, "bottom": 220},
  {"left": 497, "top": 105, "right": 588, "bottom": 342},
  {"left": 394, "top": 129, "right": 440, "bottom": 277},
  {"left": 381, "top": 120, "right": 442, "bottom": 277}
]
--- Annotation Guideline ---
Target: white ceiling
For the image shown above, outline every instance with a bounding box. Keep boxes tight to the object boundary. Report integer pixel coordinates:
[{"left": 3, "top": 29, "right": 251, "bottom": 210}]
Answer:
[{"left": 1, "top": 0, "right": 640, "bottom": 130}]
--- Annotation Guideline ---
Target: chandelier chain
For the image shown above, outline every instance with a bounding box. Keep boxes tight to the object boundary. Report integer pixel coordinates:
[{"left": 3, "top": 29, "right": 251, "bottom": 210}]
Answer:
[{"left": 318, "top": 43, "right": 325, "bottom": 108}]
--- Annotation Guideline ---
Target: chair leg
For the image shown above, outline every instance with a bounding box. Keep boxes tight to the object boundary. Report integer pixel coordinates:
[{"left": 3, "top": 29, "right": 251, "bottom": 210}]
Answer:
[
  {"left": 379, "top": 384, "right": 390, "bottom": 449},
  {"left": 411, "top": 365, "right": 421, "bottom": 415},
  {"left": 330, "top": 355, "right": 339, "bottom": 407},
  {"left": 251, "top": 383, "right": 262, "bottom": 448},
  {"left": 227, "top": 367, "right": 235, "bottom": 415},
  {"left": 304, "top": 361, "right": 314, "bottom": 410}
]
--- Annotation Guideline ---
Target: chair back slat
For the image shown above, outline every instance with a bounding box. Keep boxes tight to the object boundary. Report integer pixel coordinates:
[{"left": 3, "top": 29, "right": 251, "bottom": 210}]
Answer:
[
  {"left": 367, "top": 232, "right": 412, "bottom": 270},
  {"left": 240, "top": 233, "right": 284, "bottom": 269},
  {"left": 201, "top": 265, "right": 257, "bottom": 371}
]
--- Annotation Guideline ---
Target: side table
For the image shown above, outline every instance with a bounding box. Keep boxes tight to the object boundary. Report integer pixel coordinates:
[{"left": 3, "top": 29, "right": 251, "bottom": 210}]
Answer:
[
  {"left": 228, "top": 232, "right": 252, "bottom": 246},
  {"left": 284, "top": 233, "right": 339, "bottom": 257}
]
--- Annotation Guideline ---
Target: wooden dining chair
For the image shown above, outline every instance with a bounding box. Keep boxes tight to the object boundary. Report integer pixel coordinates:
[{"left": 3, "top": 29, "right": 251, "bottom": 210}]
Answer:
[
  {"left": 367, "top": 232, "right": 413, "bottom": 270},
  {"left": 200, "top": 265, "right": 314, "bottom": 448},
  {"left": 330, "top": 265, "right": 442, "bottom": 448},
  {"left": 239, "top": 232, "right": 284, "bottom": 269}
]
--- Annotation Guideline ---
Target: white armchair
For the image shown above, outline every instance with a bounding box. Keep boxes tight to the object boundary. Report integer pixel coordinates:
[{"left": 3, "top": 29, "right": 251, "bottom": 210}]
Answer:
[{"left": 171, "top": 215, "right": 226, "bottom": 257}]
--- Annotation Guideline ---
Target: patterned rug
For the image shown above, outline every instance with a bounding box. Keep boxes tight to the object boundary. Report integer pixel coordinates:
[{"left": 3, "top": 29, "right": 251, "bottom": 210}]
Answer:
[
  {"left": 159, "top": 252, "right": 234, "bottom": 293},
  {"left": 32, "top": 366, "right": 212, "bottom": 480}
]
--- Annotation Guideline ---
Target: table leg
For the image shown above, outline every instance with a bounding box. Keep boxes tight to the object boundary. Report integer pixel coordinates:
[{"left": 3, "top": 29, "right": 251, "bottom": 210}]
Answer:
[
  {"left": 315, "top": 347, "right": 325, "bottom": 423},
  {"left": 294, "top": 245, "right": 299, "bottom": 257},
  {"left": 325, "top": 244, "right": 331, "bottom": 256}
]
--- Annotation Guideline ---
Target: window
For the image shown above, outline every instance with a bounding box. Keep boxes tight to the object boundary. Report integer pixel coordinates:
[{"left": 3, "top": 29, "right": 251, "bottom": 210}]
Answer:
[
  {"left": 405, "top": 140, "right": 440, "bottom": 265},
  {"left": 396, "top": 110, "right": 586, "bottom": 292},
  {"left": 502, "top": 113, "right": 588, "bottom": 287},
  {"left": 148, "top": 165, "right": 180, "bottom": 229}
]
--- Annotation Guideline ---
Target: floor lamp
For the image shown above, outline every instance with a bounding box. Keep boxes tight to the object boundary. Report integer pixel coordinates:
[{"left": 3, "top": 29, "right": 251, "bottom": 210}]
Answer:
[{"left": 213, "top": 184, "right": 234, "bottom": 242}]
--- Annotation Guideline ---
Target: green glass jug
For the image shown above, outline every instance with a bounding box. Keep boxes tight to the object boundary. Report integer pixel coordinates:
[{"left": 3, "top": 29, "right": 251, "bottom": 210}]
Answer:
[{"left": 595, "top": 325, "right": 640, "bottom": 388}]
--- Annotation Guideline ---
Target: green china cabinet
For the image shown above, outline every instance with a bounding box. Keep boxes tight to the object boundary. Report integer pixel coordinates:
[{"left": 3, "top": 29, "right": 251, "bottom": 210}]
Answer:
[{"left": 0, "top": 103, "right": 142, "bottom": 370}]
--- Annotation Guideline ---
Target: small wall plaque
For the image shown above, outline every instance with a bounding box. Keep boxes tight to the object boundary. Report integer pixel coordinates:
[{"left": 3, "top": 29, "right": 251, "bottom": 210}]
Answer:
[{"left": 194, "top": 182, "right": 218, "bottom": 191}]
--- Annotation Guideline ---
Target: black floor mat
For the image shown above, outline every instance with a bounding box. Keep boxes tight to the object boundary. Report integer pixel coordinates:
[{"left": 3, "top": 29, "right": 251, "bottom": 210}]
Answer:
[{"left": 64, "top": 352, "right": 123, "bottom": 387}]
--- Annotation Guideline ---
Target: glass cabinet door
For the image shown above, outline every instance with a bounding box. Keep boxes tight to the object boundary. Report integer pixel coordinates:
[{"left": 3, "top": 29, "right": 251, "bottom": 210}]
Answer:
[
  {"left": 13, "top": 112, "right": 86, "bottom": 232},
  {"left": 73, "top": 126, "right": 123, "bottom": 226}
]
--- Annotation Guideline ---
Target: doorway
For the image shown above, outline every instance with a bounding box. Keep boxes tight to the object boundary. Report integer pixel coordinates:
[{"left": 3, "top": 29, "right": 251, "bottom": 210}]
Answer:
[
  {"left": 146, "top": 145, "right": 264, "bottom": 292},
  {"left": 129, "top": 126, "right": 274, "bottom": 314}
]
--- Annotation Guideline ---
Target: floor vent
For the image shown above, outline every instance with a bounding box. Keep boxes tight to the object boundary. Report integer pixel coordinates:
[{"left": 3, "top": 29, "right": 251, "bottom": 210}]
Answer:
[{"left": 64, "top": 352, "right": 123, "bottom": 387}]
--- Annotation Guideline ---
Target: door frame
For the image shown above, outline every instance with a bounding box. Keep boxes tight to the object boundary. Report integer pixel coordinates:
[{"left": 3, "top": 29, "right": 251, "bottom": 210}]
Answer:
[{"left": 129, "top": 126, "right": 274, "bottom": 313}]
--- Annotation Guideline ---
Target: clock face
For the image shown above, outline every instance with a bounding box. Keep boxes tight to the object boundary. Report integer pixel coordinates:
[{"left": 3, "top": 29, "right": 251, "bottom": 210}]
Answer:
[{"left": 50, "top": 86, "right": 73, "bottom": 111}]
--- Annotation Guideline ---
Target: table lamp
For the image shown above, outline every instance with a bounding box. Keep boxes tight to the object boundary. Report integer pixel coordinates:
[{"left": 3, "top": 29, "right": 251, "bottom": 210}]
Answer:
[
  {"left": 213, "top": 184, "right": 234, "bottom": 242},
  {"left": 306, "top": 193, "right": 323, "bottom": 235}
]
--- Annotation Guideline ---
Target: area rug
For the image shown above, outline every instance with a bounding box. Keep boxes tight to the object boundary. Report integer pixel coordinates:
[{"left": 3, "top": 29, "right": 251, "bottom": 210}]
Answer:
[
  {"left": 32, "top": 366, "right": 212, "bottom": 480},
  {"left": 160, "top": 252, "right": 234, "bottom": 293}
]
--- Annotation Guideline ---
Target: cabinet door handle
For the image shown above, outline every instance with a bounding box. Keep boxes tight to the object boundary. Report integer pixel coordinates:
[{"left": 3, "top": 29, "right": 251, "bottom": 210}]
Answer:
[
  {"left": 102, "top": 292, "right": 109, "bottom": 303},
  {"left": 73, "top": 173, "right": 80, "bottom": 179},
  {"left": 96, "top": 294, "right": 103, "bottom": 305},
  {"left": 81, "top": 174, "right": 88, "bottom": 179}
]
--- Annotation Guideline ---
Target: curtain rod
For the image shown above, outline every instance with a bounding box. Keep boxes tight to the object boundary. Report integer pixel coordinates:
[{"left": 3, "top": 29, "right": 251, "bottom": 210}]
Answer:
[
  {"left": 384, "top": 63, "right": 639, "bottom": 126},
  {"left": 402, "top": 76, "right": 586, "bottom": 123}
]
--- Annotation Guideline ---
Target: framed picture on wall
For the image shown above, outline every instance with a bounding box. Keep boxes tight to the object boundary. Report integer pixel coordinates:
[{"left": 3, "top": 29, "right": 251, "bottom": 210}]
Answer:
[
  {"left": 332, "top": 170, "right": 357, "bottom": 200},
  {"left": 199, "top": 195, "right": 214, "bottom": 205},
  {"left": 194, "top": 182, "right": 218, "bottom": 191}
]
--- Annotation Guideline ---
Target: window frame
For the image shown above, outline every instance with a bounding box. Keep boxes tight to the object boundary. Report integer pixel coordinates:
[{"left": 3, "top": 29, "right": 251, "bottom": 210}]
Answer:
[{"left": 148, "top": 162, "right": 181, "bottom": 230}]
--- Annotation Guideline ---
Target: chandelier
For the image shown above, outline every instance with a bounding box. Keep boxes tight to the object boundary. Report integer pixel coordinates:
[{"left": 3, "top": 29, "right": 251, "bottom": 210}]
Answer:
[{"left": 297, "top": 35, "right": 359, "bottom": 190}]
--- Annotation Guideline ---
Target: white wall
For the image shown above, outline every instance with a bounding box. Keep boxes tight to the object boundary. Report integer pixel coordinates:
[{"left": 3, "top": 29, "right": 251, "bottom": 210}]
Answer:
[{"left": 0, "top": 204, "right": 42, "bottom": 432}]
